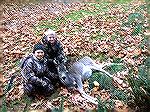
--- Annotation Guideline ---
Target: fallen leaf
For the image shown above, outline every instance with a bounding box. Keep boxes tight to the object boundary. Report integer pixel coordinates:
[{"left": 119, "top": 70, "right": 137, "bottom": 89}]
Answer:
[
  {"left": 93, "top": 81, "right": 100, "bottom": 87},
  {"left": 0, "top": 87, "right": 3, "bottom": 96},
  {"left": 93, "top": 87, "right": 99, "bottom": 92}
]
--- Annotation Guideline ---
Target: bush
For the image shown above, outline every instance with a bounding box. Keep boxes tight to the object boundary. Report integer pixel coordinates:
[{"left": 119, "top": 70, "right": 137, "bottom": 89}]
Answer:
[{"left": 127, "top": 57, "right": 150, "bottom": 111}]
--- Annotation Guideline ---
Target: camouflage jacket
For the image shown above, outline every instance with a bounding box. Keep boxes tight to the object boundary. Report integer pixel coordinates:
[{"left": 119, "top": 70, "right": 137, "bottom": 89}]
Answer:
[
  {"left": 21, "top": 54, "right": 58, "bottom": 83},
  {"left": 42, "top": 36, "right": 66, "bottom": 64}
]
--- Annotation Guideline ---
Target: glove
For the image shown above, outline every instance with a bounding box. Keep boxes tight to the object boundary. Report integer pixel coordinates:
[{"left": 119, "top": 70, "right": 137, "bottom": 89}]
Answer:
[
  {"left": 29, "top": 76, "right": 47, "bottom": 87},
  {"left": 42, "top": 77, "right": 54, "bottom": 91},
  {"left": 39, "top": 79, "right": 47, "bottom": 87},
  {"left": 47, "top": 84, "right": 54, "bottom": 91}
]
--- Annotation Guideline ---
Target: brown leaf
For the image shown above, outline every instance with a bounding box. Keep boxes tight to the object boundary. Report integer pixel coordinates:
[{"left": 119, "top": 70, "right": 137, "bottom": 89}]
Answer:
[
  {"left": 64, "top": 107, "right": 70, "bottom": 112},
  {"left": 100, "top": 90, "right": 110, "bottom": 100},
  {"left": 0, "top": 74, "right": 3, "bottom": 83},
  {"left": 83, "top": 81, "right": 89, "bottom": 88},
  {"left": 0, "top": 87, "right": 3, "bottom": 96},
  {"left": 114, "top": 100, "right": 128, "bottom": 112},
  {"left": 133, "top": 48, "right": 141, "bottom": 56},
  {"left": 93, "top": 87, "right": 99, "bottom": 92}
]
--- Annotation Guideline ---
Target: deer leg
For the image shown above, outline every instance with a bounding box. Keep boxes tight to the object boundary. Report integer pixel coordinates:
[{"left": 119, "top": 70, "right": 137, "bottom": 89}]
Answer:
[
  {"left": 81, "top": 91, "right": 98, "bottom": 105},
  {"left": 73, "top": 74, "right": 98, "bottom": 104},
  {"left": 98, "top": 69, "right": 113, "bottom": 77},
  {"left": 80, "top": 90, "right": 97, "bottom": 101},
  {"left": 86, "top": 64, "right": 113, "bottom": 77}
]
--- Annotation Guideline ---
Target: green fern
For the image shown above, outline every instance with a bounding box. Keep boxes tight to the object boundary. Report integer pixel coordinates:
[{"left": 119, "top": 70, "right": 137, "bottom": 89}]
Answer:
[
  {"left": 59, "top": 96, "right": 64, "bottom": 112},
  {"left": 128, "top": 13, "right": 144, "bottom": 24},
  {"left": 51, "top": 96, "right": 64, "bottom": 112},
  {"left": 127, "top": 57, "right": 150, "bottom": 110},
  {"left": 1, "top": 96, "right": 7, "bottom": 112},
  {"left": 128, "top": 13, "right": 144, "bottom": 36},
  {"left": 97, "top": 97, "right": 107, "bottom": 112},
  {"left": 97, "top": 96, "right": 114, "bottom": 112},
  {"left": 110, "top": 89, "right": 128, "bottom": 103},
  {"left": 88, "top": 72, "right": 114, "bottom": 90},
  {"left": 88, "top": 64, "right": 129, "bottom": 110}
]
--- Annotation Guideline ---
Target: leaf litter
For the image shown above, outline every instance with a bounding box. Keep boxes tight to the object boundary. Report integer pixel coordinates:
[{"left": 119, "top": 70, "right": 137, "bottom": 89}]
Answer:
[{"left": 1, "top": 1, "right": 149, "bottom": 111}]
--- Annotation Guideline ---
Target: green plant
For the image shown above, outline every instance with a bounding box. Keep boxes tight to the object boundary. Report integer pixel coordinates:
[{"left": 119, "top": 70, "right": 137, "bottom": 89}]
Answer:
[
  {"left": 110, "top": 89, "right": 128, "bottom": 103},
  {"left": 127, "top": 57, "right": 150, "bottom": 111},
  {"left": 128, "top": 13, "right": 145, "bottom": 36},
  {"left": 97, "top": 96, "right": 114, "bottom": 112},
  {"left": 22, "top": 95, "right": 33, "bottom": 112},
  {"left": 59, "top": 96, "right": 64, "bottom": 112},
  {"left": 114, "top": 0, "right": 133, "bottom": 3},
  {"left": 88, "top": 72, "right": 114, "bottom": 90},
  {"left": 88, "top": 63, "right": 130, "bottom": 110},
  {"left": 1, "top": 96, "right": 7, "bottom": 112},
  {"left": 1, "top": 75, "right": 15, "bottom": 112},
  {"left": 97, "top": 97, "right": 107, "bottom": 112},
  {"left": 90, "top": 53, "right": 108, "bottom": 62},
  {"left": 106, "top": 64, "right": 126, "bottom": 74}
]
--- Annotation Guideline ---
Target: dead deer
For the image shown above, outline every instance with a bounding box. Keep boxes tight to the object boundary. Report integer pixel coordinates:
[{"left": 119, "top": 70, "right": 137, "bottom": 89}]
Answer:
[{"left": 58, "top": 56, "right": 123, "bottom": 104}]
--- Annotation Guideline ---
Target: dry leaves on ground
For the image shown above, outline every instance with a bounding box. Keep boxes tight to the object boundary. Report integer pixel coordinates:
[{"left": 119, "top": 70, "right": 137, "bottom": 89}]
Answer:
[{"left": 2, "top": 1, "right": 149, "bottom": 111}]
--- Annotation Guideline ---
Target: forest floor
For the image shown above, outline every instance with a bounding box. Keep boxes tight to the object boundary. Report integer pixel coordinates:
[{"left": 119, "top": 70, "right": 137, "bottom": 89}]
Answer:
[{"left": 1, "top": 0, "right": 150, "bottom": 112}]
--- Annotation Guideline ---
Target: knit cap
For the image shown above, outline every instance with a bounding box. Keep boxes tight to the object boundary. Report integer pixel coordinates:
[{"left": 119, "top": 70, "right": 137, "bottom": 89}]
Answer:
[
  {"left": 33, "top": 43, "right": 45, "bottom": 53},
  {"left": 44, "top": 29, "right": 56, "bottom": 36}
]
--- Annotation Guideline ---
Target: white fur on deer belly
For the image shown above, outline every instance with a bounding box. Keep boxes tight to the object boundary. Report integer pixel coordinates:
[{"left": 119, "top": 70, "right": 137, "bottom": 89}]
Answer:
[{"left": 82, "top": 65, "right": 92, "bottom": 80}]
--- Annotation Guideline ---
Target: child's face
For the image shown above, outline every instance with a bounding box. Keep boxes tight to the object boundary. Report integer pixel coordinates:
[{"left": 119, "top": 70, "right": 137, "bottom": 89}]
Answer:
[
  {"left": 34, "top": 50, "right": 44, "bottom": 60},
  {"left": 47, "top": 34, "right": 56, "bottom": 44}
]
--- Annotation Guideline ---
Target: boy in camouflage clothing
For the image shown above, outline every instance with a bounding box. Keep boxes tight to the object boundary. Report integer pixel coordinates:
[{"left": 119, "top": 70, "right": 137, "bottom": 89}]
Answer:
[{"left": 21, "top": 43, "right": 57, "bottom": 97}]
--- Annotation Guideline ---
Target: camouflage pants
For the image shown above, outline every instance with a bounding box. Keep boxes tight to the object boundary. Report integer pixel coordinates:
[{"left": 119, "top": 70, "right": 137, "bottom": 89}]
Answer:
[{"left": 23, "top": 78, "right": 54, "bottom": 97}]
